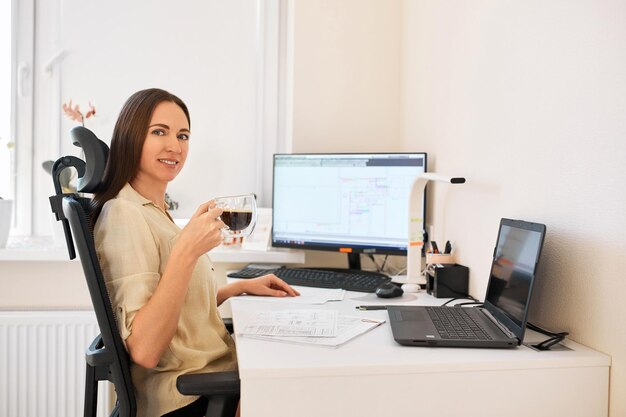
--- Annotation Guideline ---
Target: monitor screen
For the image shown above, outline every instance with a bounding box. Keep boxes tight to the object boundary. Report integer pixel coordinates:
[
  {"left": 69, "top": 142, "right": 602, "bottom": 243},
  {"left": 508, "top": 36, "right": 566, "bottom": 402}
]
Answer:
[{"left": 271, "top": 153, "right": 427, "bottom": 257}]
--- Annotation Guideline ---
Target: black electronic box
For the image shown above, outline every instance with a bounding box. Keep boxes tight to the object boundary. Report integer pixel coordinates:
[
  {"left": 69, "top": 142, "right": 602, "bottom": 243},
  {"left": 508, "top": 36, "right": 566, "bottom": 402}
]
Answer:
[{"left": 426, "top": 263, "right": 469, "bottom": 298}]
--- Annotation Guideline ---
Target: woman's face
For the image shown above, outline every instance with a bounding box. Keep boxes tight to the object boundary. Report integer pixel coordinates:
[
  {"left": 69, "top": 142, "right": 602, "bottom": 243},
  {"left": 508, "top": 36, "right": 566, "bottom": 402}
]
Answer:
[{"left": 136, "top": 100, "right": 190, "bottom": 186}]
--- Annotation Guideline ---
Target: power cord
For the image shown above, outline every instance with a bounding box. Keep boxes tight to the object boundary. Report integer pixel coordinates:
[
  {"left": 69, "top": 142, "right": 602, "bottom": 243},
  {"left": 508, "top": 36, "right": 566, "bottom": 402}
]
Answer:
[
  {"left": 453, "top": 301, "right": 484, "bottom": 307},
  {"left": 527, "top": 322, "right": 569, "bottom": 351},
  {"left": 440, "top": 296, "right": 480, "bottom": 307},
  {"left": 390, "top": 266, "right": 407, "bottom": 278},
  {"left": 367, "top": 254, "right": 391, "bottom": 274},
  {"left": 367, "top": 254, "right": 408, "bottom": 277},
  {"left": 380, "top": 255, "right": 389, "bottom": 272}
]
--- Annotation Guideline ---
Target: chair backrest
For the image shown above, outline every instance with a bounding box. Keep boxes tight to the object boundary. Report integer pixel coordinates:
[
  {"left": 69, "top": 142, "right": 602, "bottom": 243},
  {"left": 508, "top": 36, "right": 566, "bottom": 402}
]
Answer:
[
  {"left": 50, "top": 126, "right": 136, "bottom": 417},
  {"left": 51, "top": 126, "right": 240, "bottom": 417}
]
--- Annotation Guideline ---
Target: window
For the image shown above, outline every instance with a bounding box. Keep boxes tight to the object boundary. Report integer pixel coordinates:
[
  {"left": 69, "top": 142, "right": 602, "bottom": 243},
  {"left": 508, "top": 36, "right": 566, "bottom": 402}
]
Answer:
[
  {"left": 0, "top": 1, "right": 12, "bottom": 199},
  {"left": 7, "top": 1, "right": 291, "bottom": 238}
]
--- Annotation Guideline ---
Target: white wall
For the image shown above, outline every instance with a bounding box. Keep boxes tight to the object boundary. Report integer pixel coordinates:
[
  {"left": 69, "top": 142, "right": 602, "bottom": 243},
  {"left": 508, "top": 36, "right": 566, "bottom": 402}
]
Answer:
[
  {"left": 0, "top": 261, "right": 91, "bottom": 309},
  {"left": 292, "top": 0, "right": 402, "bottom": 154},
  {"left": 290, "top": 0, "right": 405, "bottom": 270},
  {"left": 402, "top": 1, "right": 626, "bottom": 415}
]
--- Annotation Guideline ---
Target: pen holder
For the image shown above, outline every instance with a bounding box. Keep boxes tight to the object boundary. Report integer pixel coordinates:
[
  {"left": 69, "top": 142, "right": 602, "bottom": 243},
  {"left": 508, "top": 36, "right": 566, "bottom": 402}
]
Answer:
[
  {"left": 426, "top": 263, "right": 469, "bottom": 298},
  {"left": 426, "top": 253, "right": 455, "bottom": 265}
]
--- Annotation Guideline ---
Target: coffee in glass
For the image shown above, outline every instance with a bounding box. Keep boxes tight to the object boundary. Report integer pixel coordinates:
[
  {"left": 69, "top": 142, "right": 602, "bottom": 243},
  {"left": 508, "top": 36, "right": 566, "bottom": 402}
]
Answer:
[{"left": 214, "top": 194, "right": 257, "bottom": 238}]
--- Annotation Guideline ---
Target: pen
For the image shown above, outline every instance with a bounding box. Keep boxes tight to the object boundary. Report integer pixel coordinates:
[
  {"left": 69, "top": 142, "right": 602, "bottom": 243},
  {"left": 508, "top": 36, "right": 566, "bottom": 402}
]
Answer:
[
  {"left": 431, "top": 241, "right": 439, "bottom": 254},
  {"left": 356, "top": 305, "right": 388, "bottom": 311},
  {"left": 444, "top": 240, "right": 452, "bottom": 254}
]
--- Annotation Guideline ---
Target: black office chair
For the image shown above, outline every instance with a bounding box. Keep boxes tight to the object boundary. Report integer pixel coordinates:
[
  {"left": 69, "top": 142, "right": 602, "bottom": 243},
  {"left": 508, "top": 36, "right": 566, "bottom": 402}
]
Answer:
[{"left": 49, "top": 126, "right": 240, "bottom": 417}]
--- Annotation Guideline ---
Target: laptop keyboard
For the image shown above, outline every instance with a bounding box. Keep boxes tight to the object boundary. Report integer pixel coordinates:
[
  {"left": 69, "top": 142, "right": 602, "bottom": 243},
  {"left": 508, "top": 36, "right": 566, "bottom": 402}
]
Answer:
[{"left": 426, "top": 307, "right": 493, "bottom": 340}]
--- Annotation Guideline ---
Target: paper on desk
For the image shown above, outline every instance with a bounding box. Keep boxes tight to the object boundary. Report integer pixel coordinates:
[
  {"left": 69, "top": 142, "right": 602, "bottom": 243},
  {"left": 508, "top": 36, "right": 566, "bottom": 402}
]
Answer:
[
  {"left": 242, "top": 315, "right": 385, "bottom": 348},
  {"left": 239, "top": 309, "right": 338, "bottom": 337},
  {"left": 235, "top": 286, "right": 345, "bottom": 305}
]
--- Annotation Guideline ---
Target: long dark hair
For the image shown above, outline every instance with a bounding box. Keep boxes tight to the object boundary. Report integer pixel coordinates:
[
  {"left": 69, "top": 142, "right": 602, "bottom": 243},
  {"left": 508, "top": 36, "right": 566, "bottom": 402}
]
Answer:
[{"left": 92, "top": 88, "right": 190, "bottom": 221}]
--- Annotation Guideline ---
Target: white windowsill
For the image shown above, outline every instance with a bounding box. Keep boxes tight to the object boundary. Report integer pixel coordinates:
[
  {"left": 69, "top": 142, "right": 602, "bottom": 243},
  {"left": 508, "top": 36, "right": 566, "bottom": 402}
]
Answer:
[
  {"left": 0, "top": 235, "right": 306, "bottom": 264},
  {"left": 0, "top": 236, "right": 68, "bottom": 261}
]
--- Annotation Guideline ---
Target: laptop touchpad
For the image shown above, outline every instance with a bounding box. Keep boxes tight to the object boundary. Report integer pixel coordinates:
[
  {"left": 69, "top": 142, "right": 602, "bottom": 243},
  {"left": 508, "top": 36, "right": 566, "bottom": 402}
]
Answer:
[{"left": 396, "top": 309, "right": 426, "bottom": 321}]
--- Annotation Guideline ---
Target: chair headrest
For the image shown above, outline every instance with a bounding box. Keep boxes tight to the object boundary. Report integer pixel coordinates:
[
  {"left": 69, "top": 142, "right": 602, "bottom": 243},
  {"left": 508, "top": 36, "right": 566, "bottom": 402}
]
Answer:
[
  {"left": 70, "top": 126, "right": 110, "bottom": 193},
  {"left": 50, "top": 127, "right": 110, "bottom": 260}
]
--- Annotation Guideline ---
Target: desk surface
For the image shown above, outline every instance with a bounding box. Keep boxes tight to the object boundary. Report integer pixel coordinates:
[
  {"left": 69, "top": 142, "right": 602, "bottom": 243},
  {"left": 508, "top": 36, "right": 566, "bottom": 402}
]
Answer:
[
  {"left": 229, "top": 286, "right": 610, "bottom": 417},
  {"left": 231, "top": 290, "right": 608, "bottom": 378}
]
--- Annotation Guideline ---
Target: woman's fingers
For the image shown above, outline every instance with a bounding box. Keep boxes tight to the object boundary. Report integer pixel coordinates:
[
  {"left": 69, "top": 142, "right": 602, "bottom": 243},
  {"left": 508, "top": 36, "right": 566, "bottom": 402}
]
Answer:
[
  {"left": 192, "top": 201, "right": 212, "bottom": 218},
  {"left": 205, "top": 206, "right": 225, "bottom": 225},
  {"left": 192, "top": 200, "right": 219, "bottom": 219},
  {"left": 237, "top": 275, "right": 300, "bottom": 298},
  {"left": 179, "top": 203, "right": 226, "bottom": 256},
  {"left": 266, "top": 275, "right": 300, "bottom": 297}
]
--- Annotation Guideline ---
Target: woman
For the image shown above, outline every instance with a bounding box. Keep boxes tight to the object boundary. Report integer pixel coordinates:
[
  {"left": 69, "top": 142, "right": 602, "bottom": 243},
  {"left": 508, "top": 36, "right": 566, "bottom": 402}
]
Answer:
[{"left": 93, "top": 88, "right": 299, "bottom": 417}]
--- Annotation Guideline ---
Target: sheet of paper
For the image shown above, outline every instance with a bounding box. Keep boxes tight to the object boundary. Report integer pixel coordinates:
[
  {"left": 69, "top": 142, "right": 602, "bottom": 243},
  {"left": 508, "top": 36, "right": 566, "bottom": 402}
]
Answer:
[
  {"left": 242, "top": 315, "right": 385, "bottom": 348},
  {"left": 235, "top": 286, "right": 345, "bottom": 305},
  {"left": 239, "top": 309, "right": 338, "bottom": 337}
]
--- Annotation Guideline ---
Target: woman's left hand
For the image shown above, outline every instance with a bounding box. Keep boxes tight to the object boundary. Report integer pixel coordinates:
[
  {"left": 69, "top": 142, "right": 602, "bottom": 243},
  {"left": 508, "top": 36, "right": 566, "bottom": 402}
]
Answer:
[{"left": 241, "top": 275, "right": 300, "bottom": 297}]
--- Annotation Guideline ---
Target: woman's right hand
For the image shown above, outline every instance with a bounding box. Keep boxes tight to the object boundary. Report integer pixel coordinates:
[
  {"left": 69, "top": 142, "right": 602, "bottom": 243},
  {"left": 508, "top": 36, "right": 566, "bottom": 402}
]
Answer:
[{"left": 176, "top": 201, "right": 226, "bottom": 258}]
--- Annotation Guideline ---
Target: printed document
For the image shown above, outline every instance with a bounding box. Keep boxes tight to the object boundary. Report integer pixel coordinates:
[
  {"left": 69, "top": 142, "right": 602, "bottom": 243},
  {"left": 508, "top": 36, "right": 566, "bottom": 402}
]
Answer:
[
  {"left": 241, "top": 315, "right": 385, "bottom": 348},
  {"left": 239, "top": 309, "right": 338, "bottom": 337}
]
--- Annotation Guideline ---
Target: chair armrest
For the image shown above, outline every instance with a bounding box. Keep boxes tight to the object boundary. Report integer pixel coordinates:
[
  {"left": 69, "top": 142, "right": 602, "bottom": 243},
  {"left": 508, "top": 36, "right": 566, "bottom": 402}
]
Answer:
[
  {"left": 86, "top": 334, "right": 113, "bottom": 367},
  {"left": 177, "top": 371, "right": 240, "bottom": 396}
]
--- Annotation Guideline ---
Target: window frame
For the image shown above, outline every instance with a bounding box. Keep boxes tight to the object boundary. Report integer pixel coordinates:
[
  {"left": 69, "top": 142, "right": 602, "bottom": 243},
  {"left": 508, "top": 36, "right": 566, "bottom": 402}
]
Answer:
[
  {"left": 11, "top": 0, "right": 35, "bottom": 235},
  {"left": 255, "top": 0, "right": 294, "bottom": 208}
]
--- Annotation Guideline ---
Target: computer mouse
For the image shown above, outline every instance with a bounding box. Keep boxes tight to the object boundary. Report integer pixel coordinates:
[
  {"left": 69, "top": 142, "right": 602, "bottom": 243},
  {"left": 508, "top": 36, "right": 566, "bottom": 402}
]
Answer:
[{"left": 375, "top": 282, "right": 404, "bottom": 298}]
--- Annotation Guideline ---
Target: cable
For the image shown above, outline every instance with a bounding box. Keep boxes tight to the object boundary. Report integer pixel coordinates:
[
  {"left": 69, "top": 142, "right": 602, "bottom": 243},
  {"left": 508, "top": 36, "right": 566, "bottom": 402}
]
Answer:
[
  {"left": 366, "top": 254, "right": 383, "bottom": 273},
  {"left": 452, "top": 301, "right": 483, "bottom": 307},
  {"left": 390, "top": 266, "right": 407, "bottom": 278},
  {"left": 527, "top": 322, "right": 569, "bottom": 351},
  {"left": 440, "top": 298, "right": 460, "bottom": 306},
  {"left": 366, "top": 254, "right": 393, "bottom": 274},
  {"left": 440, "top": 296, "right": 479, "bottom": 307},
  {"left": 527, "top": 322, "right": 565, "bottom": 337},
  {"left": 380, "top": 255, "right": 388, "bottom": 272}
]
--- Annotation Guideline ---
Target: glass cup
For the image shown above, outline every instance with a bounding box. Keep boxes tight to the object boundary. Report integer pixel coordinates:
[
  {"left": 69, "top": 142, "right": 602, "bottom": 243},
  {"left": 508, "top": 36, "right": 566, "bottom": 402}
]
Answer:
[{"left": 214, "top": 194, "right": 257, "bottom": 239}]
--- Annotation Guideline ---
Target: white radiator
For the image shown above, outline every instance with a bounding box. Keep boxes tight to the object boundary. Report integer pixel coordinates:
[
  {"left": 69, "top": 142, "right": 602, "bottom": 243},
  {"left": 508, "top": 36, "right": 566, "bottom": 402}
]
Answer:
[{"left": 0, "top": 310, "right": 112, "bottom": 417}]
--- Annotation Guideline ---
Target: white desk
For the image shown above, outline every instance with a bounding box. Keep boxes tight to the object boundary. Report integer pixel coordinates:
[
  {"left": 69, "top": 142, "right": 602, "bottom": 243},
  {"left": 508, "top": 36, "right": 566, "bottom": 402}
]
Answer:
[{"left": 229, "top": 289, "right": 610, "bottom": 417}]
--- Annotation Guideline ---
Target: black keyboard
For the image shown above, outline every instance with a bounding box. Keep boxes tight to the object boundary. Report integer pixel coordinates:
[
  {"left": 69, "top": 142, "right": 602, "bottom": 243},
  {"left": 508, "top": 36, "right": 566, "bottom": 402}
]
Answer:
[
  {"left": 426, "top": 307, "right": 492, "bottom": 340},
  {"left": 228, "top": 267, "right": 390, "bottom": 293}
]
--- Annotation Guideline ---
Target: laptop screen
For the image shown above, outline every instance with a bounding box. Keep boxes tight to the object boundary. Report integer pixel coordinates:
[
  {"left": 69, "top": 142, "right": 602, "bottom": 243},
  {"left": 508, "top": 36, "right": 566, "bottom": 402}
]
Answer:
[{"left": 484, "top": 219, "right": 546, "bottom": 337}]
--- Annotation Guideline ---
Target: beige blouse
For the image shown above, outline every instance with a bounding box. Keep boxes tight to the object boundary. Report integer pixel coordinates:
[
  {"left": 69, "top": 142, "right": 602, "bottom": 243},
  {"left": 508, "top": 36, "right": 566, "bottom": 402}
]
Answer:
[{"left": 94, "top": 183, "right": 237, "bottom": 417}]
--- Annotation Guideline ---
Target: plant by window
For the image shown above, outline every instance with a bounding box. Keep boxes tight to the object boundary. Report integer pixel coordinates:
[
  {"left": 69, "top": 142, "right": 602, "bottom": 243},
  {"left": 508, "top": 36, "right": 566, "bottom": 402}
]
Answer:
[
  {"left": 62, "top": 100, "right": 96, "bottom": 126},
  {"left": 165, "top": 193, "right": 179, "bottom": 211},
  {"left": 42, "top": 100, "right": 98, "bottom": 192}
]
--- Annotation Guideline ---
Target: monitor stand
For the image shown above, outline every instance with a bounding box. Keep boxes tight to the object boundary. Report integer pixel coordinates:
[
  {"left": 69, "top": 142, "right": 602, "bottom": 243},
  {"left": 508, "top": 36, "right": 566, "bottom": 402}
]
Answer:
[
  {"left": 343, "top": 252, "right": 389, "bottom": 279},
  {"left": 347, "top": 253, "right": 361, "bottom": 270}
]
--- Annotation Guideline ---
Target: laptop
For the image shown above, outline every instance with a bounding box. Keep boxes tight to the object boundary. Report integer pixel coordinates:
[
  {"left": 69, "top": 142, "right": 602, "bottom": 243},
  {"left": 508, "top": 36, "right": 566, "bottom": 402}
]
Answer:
[{"left": 388, "top": 218, "right": 546, "bottom": 348}]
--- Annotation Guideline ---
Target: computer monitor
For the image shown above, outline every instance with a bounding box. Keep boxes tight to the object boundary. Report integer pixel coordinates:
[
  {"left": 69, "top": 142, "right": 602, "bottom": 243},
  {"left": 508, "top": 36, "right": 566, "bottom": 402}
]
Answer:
[{"left": 271, "top": 153, "right": 427, "bottom": 270}]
